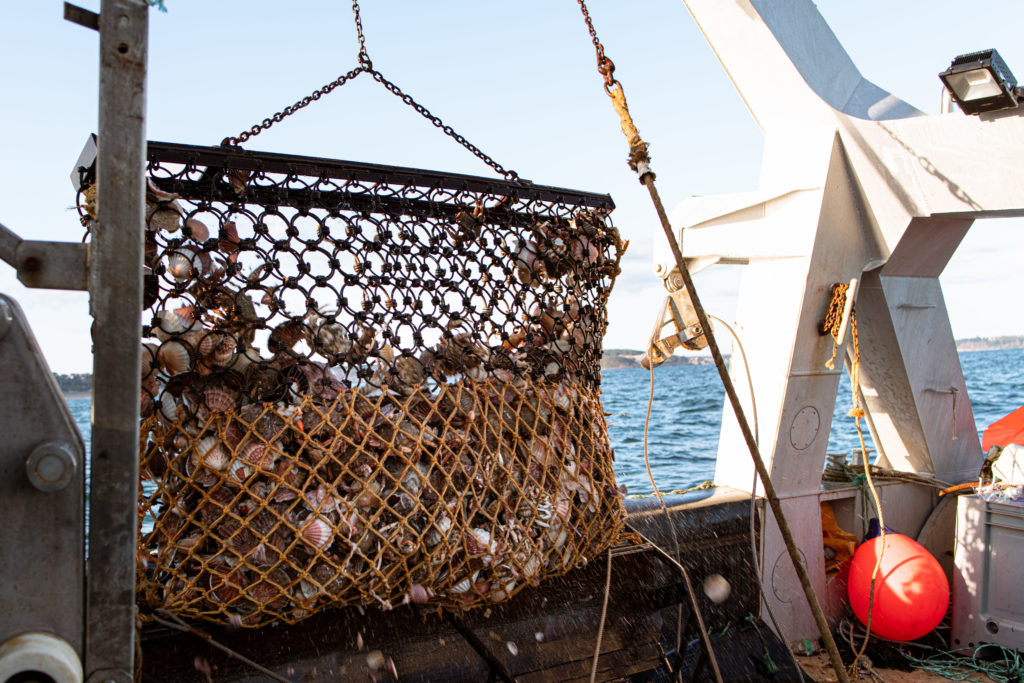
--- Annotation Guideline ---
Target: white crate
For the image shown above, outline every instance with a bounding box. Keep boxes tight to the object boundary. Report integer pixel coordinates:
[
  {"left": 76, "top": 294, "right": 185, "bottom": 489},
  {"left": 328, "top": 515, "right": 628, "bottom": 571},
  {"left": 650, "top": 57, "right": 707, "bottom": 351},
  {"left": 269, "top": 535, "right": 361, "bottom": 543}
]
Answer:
[{"left": 952, "top": 494, "right": 1024, "bottom": 650}]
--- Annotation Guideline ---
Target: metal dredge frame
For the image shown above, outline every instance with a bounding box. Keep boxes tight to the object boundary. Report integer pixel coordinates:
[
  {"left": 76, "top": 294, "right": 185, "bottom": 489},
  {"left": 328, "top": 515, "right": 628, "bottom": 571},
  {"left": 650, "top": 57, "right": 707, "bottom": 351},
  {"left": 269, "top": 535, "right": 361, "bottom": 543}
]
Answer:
[{"left": 76, "top": 140, "right": 627, "bottom": 627}]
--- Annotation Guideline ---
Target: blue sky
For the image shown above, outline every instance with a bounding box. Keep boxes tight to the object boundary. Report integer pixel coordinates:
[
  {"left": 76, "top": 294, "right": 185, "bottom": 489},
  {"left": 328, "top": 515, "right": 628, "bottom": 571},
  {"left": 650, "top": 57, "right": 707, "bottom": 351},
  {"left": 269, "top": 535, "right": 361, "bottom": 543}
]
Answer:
[{"left": 1, "top": 1, "right": 1022, "bottom": 372}]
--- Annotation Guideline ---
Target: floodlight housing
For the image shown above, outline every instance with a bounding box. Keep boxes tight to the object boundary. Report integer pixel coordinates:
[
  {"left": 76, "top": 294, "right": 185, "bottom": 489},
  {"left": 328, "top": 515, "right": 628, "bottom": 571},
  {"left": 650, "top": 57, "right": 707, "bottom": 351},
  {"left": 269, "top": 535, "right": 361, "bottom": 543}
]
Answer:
[{"left": 940, "top": 49, "right": 1020, "bottom": 115}]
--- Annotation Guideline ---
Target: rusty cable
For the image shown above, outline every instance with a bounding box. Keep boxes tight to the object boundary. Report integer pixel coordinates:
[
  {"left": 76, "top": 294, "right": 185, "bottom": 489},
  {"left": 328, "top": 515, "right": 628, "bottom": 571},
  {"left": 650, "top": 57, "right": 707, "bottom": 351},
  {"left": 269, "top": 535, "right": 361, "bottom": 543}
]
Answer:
[
  {"left": 439, "top": 611, "right": 516, "bottom": 683},
  {"left": 574, "top": 1, "right": 851, "bottom": 681},
  {"left": 150, "top": 609, "right": 291, "bottom": 682}
]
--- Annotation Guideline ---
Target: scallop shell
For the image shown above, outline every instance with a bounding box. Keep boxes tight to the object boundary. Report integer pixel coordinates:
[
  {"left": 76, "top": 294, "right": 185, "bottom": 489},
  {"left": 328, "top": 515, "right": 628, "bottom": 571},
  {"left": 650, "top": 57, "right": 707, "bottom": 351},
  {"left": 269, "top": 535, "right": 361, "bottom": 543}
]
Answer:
[
  {"left": 239, "top": 440, "right": 279, "bottom": 472},
  {"left": 450, "top": 576, "right": 472, "bottom": 594},
  {"left": 157, "top": 341, "right": 191, "bottom": 375},
  {"left": 203, "top": 388, "right": 236, "bottom": 413},
  {"left": 166, "top": 251, "right": 194, "bottom": 281},
  {"left": 467, "top": 528, "right": 494, "bottom": 557},
  {"left": 298, "top": 580, "right": 318, "bottom": 600},
  {"left": 211, "top": 336, "right": 236, "bottom": 366},
  {"left": 141, "top": 342, "right": 159, "bottom": 380},
  {"left": 299, "top": 518, "right": 332, "bottom": 549},
  {"left": 230, "top": 347, "right": 262, "bottom": 373},
  {"left": 408, "top": 583, "right": 431, "bottom": 604},
  {"left": 147, "top": 201, "right": 183, "bottom": 233},
  {"left": 152, "top": 309, "right": 192, "bottom": 341},
  {"left": 194, "top": 436, "right": 229, "bottom": 471},
  {"left": 186, "top": 217, "right": 210, "bottom": 243},
  {"left": 189, "top": 331, "right": 224, "bottom": 359},
  {"left": 229, "top": 461, "right": 254, "bottom": 483},
  {"left": 514, "top": 239, "right": 543, "bottom": 284},
  {"left": 146, "top": 178, "right": 180, "bottom": 202}
]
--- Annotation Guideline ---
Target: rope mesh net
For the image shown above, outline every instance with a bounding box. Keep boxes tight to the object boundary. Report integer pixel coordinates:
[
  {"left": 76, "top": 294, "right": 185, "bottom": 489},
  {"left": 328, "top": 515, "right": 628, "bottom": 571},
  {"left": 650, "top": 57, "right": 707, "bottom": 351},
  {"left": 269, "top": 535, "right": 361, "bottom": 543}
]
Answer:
[{"left": 78, "top": 142, "right": 627, "bottom": 627}]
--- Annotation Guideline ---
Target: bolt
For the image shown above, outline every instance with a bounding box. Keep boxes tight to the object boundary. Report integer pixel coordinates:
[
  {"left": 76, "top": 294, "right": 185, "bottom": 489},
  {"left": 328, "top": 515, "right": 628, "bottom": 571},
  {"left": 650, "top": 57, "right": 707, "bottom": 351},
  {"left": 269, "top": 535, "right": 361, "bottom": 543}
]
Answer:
[
  {"left": 21, "top": 255, "right": 41, "bottom": 273},
  {"left": 26, "top": 440, "right": 78, "bottom": 493}
]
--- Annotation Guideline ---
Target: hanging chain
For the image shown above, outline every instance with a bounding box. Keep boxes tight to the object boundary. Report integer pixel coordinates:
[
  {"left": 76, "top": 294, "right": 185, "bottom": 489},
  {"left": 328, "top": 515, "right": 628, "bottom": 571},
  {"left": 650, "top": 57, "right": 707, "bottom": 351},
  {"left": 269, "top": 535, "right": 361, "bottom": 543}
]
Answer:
[
  {"left": 221, "top": 0, "right": 519, "bottom": 181},
  {"left": 353, "top": 0, "right": 371, "bottom": 67},
  {"left": 575, "top": 0, "right": 650, "bottom": 176},
  {"left": 366, "top": 69, "right": 519, "bottom": 181},
  {"left": 221, "top": 65, "right": 366, "bottom": 147},
  {"left": 577, "top": 0, "right": 618, "bottom": 94}
]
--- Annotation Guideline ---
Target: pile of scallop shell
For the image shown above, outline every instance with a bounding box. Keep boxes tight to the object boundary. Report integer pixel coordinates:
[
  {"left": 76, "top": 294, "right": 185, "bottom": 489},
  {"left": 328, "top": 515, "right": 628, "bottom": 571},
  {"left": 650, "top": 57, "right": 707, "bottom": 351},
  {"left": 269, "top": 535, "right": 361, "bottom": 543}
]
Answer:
[{"left": 124, "top": 178, "right": 627, "bottom": 627}]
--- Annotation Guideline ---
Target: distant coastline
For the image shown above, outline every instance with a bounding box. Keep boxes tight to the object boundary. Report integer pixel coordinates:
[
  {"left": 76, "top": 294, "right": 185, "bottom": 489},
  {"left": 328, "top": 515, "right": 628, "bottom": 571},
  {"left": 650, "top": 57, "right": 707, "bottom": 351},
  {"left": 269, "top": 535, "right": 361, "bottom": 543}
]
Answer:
[
  {"left": 600, "top": 334, "right": 1024, "bottom": 371},
  {"left": 50, "top": 335, "right": 1024, "bottom": 392}
]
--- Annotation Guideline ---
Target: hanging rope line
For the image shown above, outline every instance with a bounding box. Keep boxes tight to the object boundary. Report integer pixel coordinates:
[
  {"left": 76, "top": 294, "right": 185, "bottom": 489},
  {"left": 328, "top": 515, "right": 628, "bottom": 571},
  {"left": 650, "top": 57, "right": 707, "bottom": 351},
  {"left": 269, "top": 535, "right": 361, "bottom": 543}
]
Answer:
[
  {"left": 642, "top": 366, "right": 721, "bottom": 680},
  {"left": 221, "top": 0, "right": 520, "bottom": 182},
  {"left": 588, "top": 549, "right": 613, "bottom": 683},
  {"left": 574, "top": 2, "right": 851, "bottom": 681},
  {"left": 822, "top": 284, "right": 887, "bottom": 678}
]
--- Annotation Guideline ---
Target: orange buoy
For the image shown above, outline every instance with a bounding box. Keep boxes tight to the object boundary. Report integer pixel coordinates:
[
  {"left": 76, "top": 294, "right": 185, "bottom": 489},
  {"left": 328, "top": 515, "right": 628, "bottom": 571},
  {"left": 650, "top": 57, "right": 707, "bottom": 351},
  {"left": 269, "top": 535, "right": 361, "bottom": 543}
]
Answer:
[{"left": 847, "top": 533, "right": 949, "bottom": 641}]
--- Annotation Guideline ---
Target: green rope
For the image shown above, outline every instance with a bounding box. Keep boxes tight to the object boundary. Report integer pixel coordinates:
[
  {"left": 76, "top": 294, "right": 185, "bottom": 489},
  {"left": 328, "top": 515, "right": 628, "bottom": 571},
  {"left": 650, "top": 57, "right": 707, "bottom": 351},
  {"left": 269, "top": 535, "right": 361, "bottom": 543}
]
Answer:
[
  {"left": 901, "top": 642, "right": 1024, "bottom": 682},
  {"left": 745, "top": 614, "right": 779, "bottom": 675},
  {"left": 145, "top": 0, "right": 167, "bottom": 12}
]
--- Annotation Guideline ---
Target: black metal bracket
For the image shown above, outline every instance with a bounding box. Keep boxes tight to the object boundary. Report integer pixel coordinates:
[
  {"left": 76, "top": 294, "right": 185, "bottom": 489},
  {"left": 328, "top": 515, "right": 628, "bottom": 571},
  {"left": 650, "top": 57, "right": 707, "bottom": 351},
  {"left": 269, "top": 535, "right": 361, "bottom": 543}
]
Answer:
[{"left": 64, "top": 3, "right": 100, "bottom": 31}]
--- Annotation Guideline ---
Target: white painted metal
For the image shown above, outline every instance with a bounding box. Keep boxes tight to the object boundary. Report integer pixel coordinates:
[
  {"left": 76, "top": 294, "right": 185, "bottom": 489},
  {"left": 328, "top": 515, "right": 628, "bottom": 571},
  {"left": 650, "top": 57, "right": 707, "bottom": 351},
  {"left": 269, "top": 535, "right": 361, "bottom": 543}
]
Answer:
[
  {"left": 660, "top": 0, "right": 1024, "bottom": 643},
  {"left": 0, "top": 632, "right": 84, "bottom": 683}
]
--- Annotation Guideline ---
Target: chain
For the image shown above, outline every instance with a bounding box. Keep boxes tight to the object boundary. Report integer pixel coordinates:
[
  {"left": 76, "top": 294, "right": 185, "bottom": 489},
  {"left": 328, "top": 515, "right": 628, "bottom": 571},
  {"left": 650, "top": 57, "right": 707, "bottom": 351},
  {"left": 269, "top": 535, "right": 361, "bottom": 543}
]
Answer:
[
  {"left": 576, "top": 0, "right": 618, "bottom": 94},
  {"left": 221, "top": 65, "right": 366, "bottom": 147},
  {"left": 575, "top": 0, "right": 649, "bottom": 176},
  {"left": 366, "top": 68, "right": 519, "bottom": 181},
  {"left": 221, "top": 0, "right": 520, "bottom": 181},
  {"left": 353, "top": 0, "right": 371, "bottom": 67}
]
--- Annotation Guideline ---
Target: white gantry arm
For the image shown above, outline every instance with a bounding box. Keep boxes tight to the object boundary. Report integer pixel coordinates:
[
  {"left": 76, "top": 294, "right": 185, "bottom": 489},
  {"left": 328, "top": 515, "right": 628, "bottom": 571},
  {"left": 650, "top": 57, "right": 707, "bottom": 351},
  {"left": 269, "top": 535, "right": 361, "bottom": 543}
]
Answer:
[{"left": 654, "top": 0, "right": 1024, "bottom": 644}]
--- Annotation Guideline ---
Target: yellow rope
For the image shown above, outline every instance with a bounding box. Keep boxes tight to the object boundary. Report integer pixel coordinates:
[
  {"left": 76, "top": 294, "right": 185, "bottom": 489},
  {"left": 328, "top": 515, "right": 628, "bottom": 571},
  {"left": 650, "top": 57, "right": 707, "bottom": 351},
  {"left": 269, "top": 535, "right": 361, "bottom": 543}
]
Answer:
[{"left": 823, "top": 283, "right": 886, "bottom": 678}]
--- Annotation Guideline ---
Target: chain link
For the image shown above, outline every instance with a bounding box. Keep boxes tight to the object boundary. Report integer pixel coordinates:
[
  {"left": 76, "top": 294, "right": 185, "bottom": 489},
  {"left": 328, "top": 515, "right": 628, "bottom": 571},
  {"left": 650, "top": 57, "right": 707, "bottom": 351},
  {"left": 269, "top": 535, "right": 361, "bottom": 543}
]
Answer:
[
  {"left": 577, "top": 0, "right": 619, "bottom": 94},
  {"left": 221, "top": 65, "right": 366, "bottom": 147},
  {"left": 367, "top": 69, "right": 519, "bottom": 181},
  {"left": 221, "top": 0, "right": 520, "bottom": 181},
  {"left": 353, "top": 0, "right": 371, "bottom": 68}
]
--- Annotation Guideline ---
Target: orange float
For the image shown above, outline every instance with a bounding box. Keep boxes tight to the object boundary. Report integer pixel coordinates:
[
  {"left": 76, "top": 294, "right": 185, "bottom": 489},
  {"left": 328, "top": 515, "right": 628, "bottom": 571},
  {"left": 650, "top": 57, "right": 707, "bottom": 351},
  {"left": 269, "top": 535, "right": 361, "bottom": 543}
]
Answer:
[{"left": 847, "top": 533, "right": 949, "bottom": 641}]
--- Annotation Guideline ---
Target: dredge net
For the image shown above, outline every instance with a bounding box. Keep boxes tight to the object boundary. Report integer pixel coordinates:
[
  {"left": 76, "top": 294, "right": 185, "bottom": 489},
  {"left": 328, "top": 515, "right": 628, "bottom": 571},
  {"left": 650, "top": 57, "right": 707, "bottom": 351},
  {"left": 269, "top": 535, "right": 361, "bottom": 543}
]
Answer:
[{"left": 78, "top": 142, "right": 627, "bottom": 627}]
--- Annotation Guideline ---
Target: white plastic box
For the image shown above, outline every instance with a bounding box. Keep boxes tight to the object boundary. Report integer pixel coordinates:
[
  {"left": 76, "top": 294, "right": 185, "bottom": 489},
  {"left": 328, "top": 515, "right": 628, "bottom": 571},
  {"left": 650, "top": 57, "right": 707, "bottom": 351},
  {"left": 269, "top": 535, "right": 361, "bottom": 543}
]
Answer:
[{"left": 952, "top": 494, "right": 1024, "bottom": 650}]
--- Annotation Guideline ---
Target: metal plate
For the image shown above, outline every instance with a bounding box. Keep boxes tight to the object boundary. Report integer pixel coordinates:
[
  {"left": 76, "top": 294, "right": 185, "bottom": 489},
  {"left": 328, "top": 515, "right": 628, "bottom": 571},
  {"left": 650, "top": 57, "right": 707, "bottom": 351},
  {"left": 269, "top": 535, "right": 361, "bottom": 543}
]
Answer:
[{"left": 0, "top": 294, "right": 85, "bottom": 656}]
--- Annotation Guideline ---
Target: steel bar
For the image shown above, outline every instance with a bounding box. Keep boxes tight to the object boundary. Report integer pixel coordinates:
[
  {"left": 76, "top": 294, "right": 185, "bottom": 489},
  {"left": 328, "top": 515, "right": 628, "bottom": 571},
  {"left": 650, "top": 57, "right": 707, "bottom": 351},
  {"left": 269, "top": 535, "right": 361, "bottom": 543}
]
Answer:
[
  {"left": 0, "top": 221, "right": 23, "bottom": 268},
  {"left": 15, "top": 241, "right": 88, "bottom": 290},
  {"left": 85, "top": 1, "right": 148, "bottom": 681},
  {"left": 64, "top": 2, "right": 100, "bottom": 31},
  {"left": 641, "top": 174, "right": 850, "bottom": 683},
  {"left": 146, "top": 141, "right": 615, "bottom": 209},
  {"left": 157, "top": 179, "right": 585, "bottom": 227}
]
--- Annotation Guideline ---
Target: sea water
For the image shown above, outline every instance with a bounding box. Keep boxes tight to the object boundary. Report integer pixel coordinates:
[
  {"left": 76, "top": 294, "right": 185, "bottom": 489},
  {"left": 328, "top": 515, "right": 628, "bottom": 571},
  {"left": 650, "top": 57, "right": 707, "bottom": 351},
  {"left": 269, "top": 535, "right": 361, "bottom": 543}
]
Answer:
[{"left": 64, "top": 348, "right": 1024, "bottom": 497}]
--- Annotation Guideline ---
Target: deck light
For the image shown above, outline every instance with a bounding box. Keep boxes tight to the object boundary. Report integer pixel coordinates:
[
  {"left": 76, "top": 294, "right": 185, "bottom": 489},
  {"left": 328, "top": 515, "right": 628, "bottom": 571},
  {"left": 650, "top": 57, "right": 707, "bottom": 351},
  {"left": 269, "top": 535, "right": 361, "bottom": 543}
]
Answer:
[{"left": 940, "top": 49, "right": 1022, "bottom": 115}]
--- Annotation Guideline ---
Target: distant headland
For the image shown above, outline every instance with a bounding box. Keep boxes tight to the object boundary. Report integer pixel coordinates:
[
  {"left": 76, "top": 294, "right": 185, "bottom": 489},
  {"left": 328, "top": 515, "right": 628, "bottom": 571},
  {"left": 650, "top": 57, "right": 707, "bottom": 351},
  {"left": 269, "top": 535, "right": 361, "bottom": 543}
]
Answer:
[{"left": 599, "top": 334, "right": 1024, "bottom": 370}]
